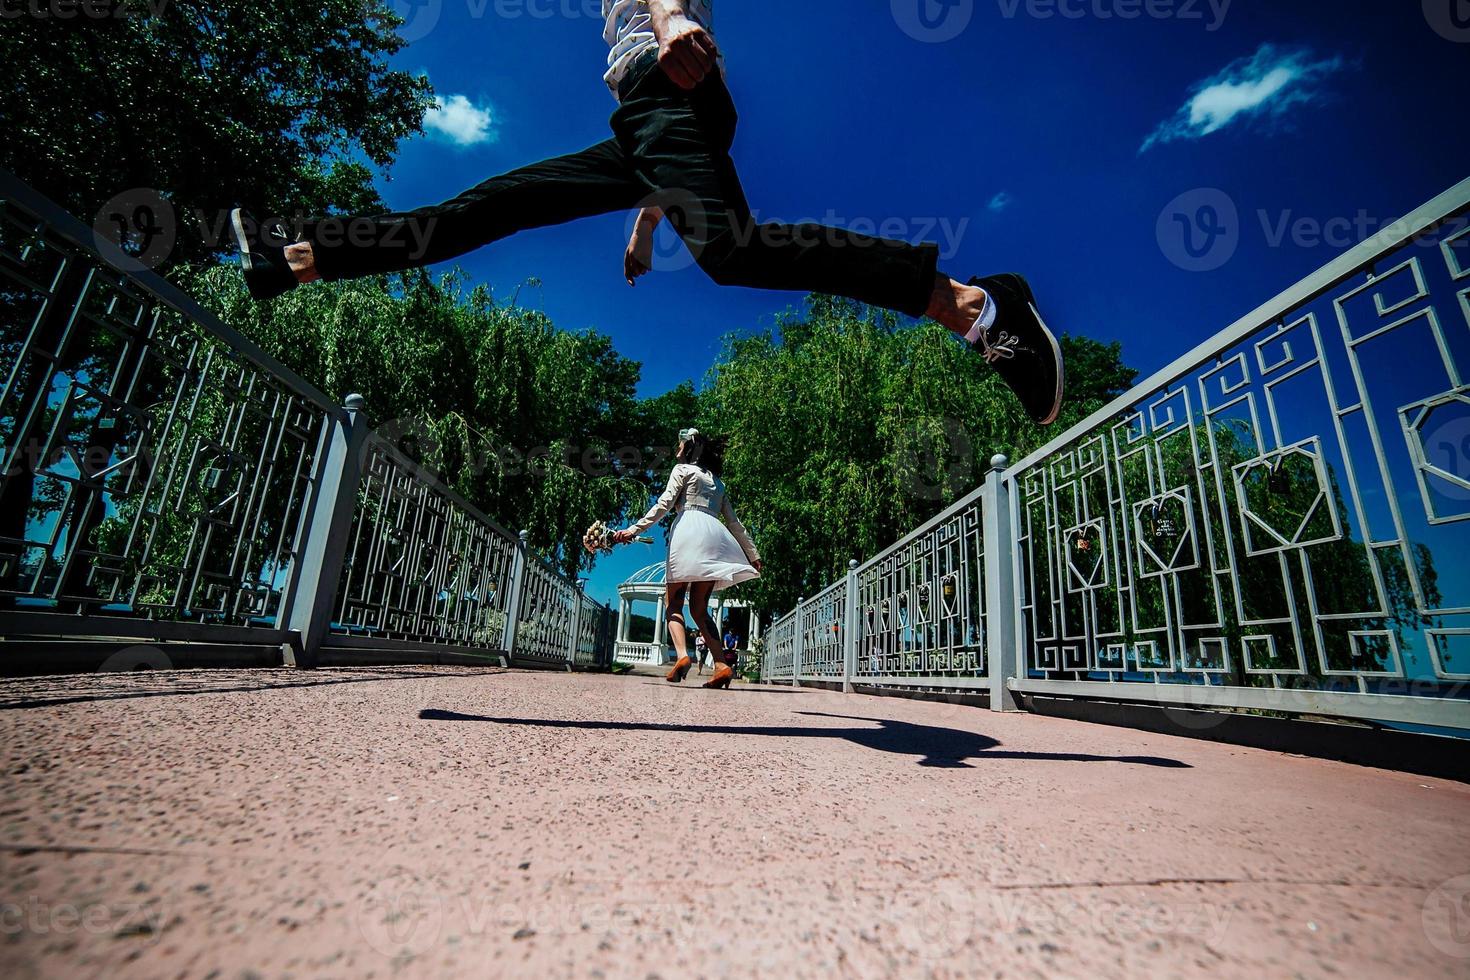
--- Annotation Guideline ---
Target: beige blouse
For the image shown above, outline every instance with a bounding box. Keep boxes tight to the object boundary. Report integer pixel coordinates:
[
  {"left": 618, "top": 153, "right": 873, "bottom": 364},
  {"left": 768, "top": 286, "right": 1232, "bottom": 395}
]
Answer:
[{"left": 630, "top": 463, "right": 760, "bottom": 562}]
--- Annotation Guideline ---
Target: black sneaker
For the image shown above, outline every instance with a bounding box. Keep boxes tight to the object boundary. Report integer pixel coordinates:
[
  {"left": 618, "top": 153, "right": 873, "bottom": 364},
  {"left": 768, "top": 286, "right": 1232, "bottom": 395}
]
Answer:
[
  {"left": 230, "top": 208, "right": 299, "bottom": 301},
  {"left": 968, "top": 273, "right": 1065, "bottom": 425}
]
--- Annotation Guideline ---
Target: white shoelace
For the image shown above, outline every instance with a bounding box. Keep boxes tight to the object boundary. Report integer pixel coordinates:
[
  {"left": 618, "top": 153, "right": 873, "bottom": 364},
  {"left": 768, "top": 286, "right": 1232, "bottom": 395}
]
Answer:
[{"left": 976, "top": 330, "right": 1020, "bottom": 365}]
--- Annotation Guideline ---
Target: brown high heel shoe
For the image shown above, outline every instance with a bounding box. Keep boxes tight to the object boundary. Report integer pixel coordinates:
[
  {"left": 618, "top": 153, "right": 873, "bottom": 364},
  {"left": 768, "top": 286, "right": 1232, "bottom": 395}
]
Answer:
[
  {"left": 666, "top": 656, "right": 693, "bottom": 683},
  {"left": 703, "top": 664, "right": 734, "bottom": 689}
]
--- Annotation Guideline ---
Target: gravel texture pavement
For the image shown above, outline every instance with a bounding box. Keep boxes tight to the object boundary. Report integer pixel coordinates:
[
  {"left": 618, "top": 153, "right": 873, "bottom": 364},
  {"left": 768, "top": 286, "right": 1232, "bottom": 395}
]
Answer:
[{"left": 1, "top": 666, "right": 1466, "bottom": 978}]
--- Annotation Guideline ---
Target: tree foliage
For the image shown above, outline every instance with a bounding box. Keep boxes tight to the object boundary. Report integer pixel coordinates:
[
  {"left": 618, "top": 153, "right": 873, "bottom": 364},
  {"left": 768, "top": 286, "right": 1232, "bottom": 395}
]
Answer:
[
  {"left": 186, "top": 266, "right": 690, "bottom": 580},
  {"left": 1, "top": 0, "right": 433, "bottom": 264},
  {"left": 696, "top": 296, "right": 1137, "bottom": 614}
]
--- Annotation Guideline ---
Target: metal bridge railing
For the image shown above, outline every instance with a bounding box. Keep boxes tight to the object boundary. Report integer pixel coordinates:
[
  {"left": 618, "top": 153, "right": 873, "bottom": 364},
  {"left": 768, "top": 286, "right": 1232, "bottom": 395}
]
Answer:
[
  {"left": 764, "top": 176, "right": 1470, "bottom": 732},
  {"left": 0, "top": 170, "right": 611, "bottom": 670}
]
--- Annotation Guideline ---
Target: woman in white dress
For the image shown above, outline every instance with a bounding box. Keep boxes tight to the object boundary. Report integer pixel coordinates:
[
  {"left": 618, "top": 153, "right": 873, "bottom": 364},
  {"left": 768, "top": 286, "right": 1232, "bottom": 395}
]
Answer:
[{"left": 613, "top": 428, "right": 761, "bottom": 689}]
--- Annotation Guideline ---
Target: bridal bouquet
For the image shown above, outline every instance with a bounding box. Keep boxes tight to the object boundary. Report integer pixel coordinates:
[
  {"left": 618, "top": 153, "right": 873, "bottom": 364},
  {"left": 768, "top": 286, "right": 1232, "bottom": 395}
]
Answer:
[{"left": 582, "top": 520, "right": 653, "bottom": 555}]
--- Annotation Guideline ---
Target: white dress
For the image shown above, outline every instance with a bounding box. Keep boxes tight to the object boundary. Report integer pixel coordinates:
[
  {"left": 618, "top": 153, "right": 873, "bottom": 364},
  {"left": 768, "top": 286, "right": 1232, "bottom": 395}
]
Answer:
[{"left": 629, "top": 463, "right": 760, "bottom": 590}]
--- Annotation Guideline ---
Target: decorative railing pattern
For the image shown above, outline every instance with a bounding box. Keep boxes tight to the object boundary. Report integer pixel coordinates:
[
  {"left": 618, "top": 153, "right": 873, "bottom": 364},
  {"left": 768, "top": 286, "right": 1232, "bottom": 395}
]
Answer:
[
  {"left": 797, "top": 578, "right": 847, "bottom": 679},
  {"left": 855, "top": 496, "right": 988, "bottom": 685},
  {"left": 514, "top": 559, "right": 582, "bottom": 666},
  {"left": 332, "top": 437, "right": 518, "bottom": 650},
  {"left": 763, "top": 177, "right": 1470, "bottom": 731},
  {"left": 0, "top": 180, "right": 330, "bottom": 631},
  {"left": 0, "top": 170, "right": 611, "bottom": 668},
  {"left": 762, "top": 611, "right": 796, "bottom": 682}
]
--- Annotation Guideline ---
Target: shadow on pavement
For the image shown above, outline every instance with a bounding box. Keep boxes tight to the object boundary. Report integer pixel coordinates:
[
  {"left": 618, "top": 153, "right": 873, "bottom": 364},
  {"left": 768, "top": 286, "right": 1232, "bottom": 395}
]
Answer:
[
  {"left": 640, "top": 682, "right": 805, "bottom": 694},
  {"left": 419, "top": 707, "right": 1192, "bottom": 769}
]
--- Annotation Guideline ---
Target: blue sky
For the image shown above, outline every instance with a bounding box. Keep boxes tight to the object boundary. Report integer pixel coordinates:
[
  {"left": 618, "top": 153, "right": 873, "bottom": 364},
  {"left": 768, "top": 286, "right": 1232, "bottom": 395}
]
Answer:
[{"left": 366, "top": 0, "right": 1469, "bottom": 604}]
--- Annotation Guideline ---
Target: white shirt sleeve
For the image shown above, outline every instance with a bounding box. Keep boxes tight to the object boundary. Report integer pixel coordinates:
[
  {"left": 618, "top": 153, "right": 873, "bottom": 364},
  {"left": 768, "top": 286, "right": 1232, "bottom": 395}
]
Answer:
[{"left": 629, "top": 464, "right": 687, "bottom": 535}]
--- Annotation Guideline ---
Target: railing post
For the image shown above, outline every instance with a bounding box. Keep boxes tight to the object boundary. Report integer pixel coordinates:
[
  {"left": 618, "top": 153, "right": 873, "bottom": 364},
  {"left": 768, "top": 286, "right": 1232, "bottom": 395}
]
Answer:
[
  {"left": 792, "top": 597, "right": 805, "bottom": 687},
  {"left": 501, "top": 529, "right": 530, "bottom": 668},
  {"left": 842, "top": 560, "right": 859, "bottom": 694},
  {"left": 983, "top": 454, "right": 1022, "bottom": 711},
  {"left": 280, "top": 394, "right": 370, "bottom": 669},
  {"left": 567, "top": 578, "right": 585, "bottom": 672}
]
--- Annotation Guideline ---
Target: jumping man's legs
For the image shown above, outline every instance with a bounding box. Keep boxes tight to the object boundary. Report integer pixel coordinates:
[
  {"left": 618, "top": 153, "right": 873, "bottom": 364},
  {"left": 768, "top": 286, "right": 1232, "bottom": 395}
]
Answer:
[
  {"left": 612, "top": 61, "right": 1065, "bottom": 425},
  {"left": 232, "top": 139, "right": 647, "bottom": 297}
]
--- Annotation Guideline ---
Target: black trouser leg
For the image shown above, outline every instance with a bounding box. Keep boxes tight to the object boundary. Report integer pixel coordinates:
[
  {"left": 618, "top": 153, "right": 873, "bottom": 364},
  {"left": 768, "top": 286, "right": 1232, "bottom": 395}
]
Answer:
[
  {"left": 612, "top": 67, "right": 940, "bottom": 318},
  {"left": 302, "top": 139, "right": 646, "bottom": 279}
]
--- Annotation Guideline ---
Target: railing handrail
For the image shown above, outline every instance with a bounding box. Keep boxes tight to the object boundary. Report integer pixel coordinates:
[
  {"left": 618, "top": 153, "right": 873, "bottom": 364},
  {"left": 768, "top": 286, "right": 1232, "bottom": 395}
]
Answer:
[
  {"left": 366, "top": 431, "right": 522, "bottom": 546},
  {"left": 806, "top": 177, "right": 1470, "bottom": 590},
  {"left": 0, "top": 167, "right": 345, "bottom": 417},
  {"left": 1005, "top": 175, "right": 1470, "bottom": 477}
]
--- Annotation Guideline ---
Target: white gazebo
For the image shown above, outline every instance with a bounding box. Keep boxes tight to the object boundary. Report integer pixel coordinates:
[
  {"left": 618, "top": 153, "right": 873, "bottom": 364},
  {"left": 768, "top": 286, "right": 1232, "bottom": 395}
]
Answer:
[{"left": 613, "top": 562, "right": 762, "bottom": 666}]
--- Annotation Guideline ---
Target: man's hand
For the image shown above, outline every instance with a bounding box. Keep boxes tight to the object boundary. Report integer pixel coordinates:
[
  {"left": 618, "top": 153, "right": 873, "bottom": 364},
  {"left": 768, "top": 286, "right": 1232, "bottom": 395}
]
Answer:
[
  {"left": 612, "top": 529, "right": 636, "bottom": 545},
  {"left": 624, "top": 207, "right": 661, "bottom": 286},
  {"left": 648, "top": 3, "right": 719, "bottom": 89}
]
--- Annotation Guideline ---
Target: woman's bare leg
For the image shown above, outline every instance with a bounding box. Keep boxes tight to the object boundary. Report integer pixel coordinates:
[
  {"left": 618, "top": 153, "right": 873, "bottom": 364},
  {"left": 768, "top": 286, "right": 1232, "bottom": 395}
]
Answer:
[
  {"left": 686, "top": 582, "right": 722, "bottom": 655},
  {"left": 664, "top": 583, "right": 690, "bottom": 659}
]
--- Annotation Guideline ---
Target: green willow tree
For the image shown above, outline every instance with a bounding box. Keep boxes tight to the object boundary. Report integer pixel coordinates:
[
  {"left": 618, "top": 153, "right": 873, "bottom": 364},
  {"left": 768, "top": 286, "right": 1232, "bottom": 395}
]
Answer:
[
  {"left": 695, "top": 296, "right": 1137, "bottom": 615},
  {"left": 186, "top": 266, "right": 687, "bottom": 580},
  {"left": 1, "top": 0, "right": 433, "bottom": 265}
]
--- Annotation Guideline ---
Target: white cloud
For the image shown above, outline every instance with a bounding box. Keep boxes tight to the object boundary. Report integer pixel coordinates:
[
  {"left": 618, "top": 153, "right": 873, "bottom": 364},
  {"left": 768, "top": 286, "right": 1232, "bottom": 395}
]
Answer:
[
  {"left": 988, "top": 191, "right": 1014, "bottom": 213},
  {"left": 1141, "top": 44, "right": 1348, "bottom": 153},
  {"left": 424, "top": 94, "right": 497, "bottom": 147}
]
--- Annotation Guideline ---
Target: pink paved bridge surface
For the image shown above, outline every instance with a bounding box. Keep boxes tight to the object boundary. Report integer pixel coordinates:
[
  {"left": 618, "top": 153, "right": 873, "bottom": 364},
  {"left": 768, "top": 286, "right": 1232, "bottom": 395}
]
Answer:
[{"left": 0, "top": 666, "right": 1466, "bottom": 979}]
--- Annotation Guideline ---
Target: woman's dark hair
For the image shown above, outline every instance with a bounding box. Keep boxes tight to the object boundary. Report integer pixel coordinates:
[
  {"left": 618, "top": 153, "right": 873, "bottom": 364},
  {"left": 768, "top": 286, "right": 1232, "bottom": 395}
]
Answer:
[{"left": 677, "top": 431, "right": 726, "bottom": 477}]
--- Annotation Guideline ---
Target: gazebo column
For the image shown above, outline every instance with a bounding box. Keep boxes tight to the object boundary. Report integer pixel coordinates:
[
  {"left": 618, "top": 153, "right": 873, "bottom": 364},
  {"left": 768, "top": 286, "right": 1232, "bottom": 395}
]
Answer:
[
  {"left": 653, "top": 596, "right": 667, "bottom": 662},
  {"left": 617, "top": 598, "right": 630, "bottom": 643},
  {"left": 750, "top": 610, "right": 762, "bottom": 644}
]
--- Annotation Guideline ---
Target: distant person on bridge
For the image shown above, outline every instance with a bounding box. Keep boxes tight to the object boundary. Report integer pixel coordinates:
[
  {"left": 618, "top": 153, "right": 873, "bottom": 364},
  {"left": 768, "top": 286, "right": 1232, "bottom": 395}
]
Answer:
[
  {"left": 612, "top": 429, "right": 757, "bottom": 690},
  {"left": 229, "top": 0, "right": 1065, "bottom": 425},
  {"left": 693, "top": 631, "right": 710, "bottom": 674}
]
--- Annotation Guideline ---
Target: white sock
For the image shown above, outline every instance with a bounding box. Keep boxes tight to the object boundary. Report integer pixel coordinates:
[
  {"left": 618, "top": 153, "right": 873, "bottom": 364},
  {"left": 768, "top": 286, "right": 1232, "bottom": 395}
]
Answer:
[{"left": 962, "top": 289, "right": 997, "bottom": 345}]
